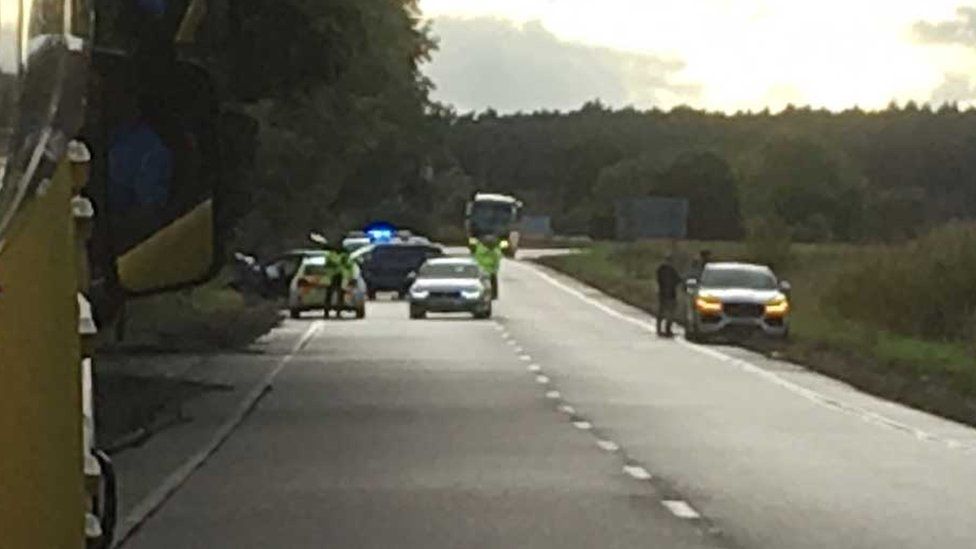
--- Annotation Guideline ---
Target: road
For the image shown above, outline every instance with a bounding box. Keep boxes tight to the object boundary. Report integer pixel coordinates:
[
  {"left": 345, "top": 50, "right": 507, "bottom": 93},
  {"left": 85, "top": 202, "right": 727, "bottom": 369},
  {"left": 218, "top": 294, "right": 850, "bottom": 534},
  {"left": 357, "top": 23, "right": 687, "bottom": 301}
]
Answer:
[{"left": 126, "top": 256, "right": 976, "bottom": 548}]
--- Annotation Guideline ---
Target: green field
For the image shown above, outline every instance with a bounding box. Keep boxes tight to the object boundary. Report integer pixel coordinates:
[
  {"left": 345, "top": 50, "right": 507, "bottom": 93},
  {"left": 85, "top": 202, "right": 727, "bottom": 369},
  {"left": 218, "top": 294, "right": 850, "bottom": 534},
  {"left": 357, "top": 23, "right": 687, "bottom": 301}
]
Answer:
[{"left": 535, "top": 237, "right": 976, "bottom": 426}]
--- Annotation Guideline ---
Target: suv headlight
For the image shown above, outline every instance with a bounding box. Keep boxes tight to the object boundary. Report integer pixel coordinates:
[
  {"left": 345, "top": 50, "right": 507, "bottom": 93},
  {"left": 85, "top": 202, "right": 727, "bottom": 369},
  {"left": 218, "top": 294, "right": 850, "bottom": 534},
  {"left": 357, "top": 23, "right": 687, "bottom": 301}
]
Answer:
[
  {"left": 462, "top": 289, "right": 483, "bottom": 300},
  {"left": 694, "top": 294, "right": 723, "bottom": 314},
  {"left": 410, "top": 289, "right": 430, "bottom": 299},
  {"left": 765, "top": 295, "right": 790, "bottom": 317}
]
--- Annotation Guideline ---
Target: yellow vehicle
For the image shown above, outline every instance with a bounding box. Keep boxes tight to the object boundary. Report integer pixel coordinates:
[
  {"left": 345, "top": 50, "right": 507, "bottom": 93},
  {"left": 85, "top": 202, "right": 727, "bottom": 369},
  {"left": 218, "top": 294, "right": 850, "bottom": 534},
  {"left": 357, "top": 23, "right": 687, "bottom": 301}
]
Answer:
[{"left": 0, "top": 1, "right": 226, "bottom": 547}]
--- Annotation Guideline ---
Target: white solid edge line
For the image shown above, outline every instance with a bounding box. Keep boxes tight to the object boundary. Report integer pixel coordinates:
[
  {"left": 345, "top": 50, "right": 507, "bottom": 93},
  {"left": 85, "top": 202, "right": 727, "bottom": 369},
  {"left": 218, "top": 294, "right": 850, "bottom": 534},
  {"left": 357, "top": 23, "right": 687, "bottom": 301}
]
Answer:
[
  {"left": 113, "top": 321, "right": 323, "bottom": 547},
  {"left": 517, "top": 261, "right": 976, "bottom": 453},
  {"left": 662, "top": 500, "right": 702, "bottom": 520},
  {"left": 623, "top": 465, "right": 652, "bottom": 480}
]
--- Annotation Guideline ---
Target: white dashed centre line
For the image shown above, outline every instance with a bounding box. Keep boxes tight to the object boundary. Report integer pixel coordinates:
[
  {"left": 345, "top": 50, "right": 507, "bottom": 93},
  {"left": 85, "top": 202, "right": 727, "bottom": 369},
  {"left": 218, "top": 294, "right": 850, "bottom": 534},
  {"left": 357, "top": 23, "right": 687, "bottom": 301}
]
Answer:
[
  {"left": 662, "top": 500, "right": 701, "bottom": 519},
  {"left": 573, "top": 421, "right": 593, "bottom": 430},
  {"left": 545, "top": 390, "right": 561, "bottom": 400},
  {"left": 623, "top": 465, "right": 652, "bottom": 480},
  {"left": 596, "top": 439, "right": 620, "bottom": 452},
  {"left": 519, "top": 354, "right": 532, "bottom": 362},
  {"left": 535, "top": 375, "right": 551, "bottom": 385},
  {"left": 558, "top": 405, "right": 576, "bottom": 415},
  {"left": 527, "top": 364, "right": 542, "bottom": 373}
]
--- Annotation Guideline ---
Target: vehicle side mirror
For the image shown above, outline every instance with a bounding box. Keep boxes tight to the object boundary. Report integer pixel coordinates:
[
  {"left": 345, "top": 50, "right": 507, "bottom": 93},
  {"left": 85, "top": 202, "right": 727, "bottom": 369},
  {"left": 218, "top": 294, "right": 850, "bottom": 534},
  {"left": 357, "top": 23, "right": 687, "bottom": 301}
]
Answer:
[
  {"left": 93, "top": 56, "right": 225, "bottom": 296},
  {"left": 685, "top": 278, "right": 699, "bottom": 293},
  {"left": 779, "top": 280, "right": 792, "bottom": 294}
]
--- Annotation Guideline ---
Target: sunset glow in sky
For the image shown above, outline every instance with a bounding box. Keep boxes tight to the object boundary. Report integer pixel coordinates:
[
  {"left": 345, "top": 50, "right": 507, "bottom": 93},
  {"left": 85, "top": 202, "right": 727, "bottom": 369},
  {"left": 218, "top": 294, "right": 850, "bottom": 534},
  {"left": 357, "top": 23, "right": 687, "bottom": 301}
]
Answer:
[{"left": 420, "top": 1, "right": 976, "bottom": 113}]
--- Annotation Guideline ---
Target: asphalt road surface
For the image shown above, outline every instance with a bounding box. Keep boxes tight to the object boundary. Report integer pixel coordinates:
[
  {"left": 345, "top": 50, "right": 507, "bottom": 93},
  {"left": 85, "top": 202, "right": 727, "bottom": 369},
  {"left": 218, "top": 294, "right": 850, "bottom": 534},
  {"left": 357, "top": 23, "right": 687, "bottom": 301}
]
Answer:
[{"left": 127, "top": 256, "right": 976, "bottom": 548}]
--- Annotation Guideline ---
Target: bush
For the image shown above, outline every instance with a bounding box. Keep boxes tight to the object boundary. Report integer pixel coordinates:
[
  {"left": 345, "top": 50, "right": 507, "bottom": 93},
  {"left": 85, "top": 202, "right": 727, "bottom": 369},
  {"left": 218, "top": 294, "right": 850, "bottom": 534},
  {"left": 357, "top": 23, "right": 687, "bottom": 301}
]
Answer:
[
  {"left": 103, "top": 275, "right": 283, "bottom": 352},
  {"left": 824, "top": 222, "right": 976, "bottom": 340},
  {"left": 745, "top": 216, "right": 793, "bottom": 269}
]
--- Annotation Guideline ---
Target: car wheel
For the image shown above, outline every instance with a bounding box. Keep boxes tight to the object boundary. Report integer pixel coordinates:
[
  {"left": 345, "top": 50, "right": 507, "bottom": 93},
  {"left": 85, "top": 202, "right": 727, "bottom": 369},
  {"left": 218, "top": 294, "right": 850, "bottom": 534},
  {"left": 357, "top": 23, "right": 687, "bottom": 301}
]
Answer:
[
  {"left": 289, "top": 309, "right": 301, "bottom": 319},
  {"left": 398, "top": 290, "right": 408, "bottom": 300},
  {"left": 367, "top": 289, "right": 377, "bottom": 300},
  {"left": 409, "top": 305, "right": 426, "bottom": 319}
]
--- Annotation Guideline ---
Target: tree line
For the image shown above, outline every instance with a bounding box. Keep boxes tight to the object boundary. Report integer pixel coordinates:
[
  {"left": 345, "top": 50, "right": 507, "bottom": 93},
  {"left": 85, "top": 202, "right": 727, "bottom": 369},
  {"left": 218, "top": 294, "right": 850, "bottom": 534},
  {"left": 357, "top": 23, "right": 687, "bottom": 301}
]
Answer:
[
  {"left": 203, "top": 1, "right": 976, "bottom": 251},
  {"left": 438, "top": 100, "right": 976, "bottom": 244}
]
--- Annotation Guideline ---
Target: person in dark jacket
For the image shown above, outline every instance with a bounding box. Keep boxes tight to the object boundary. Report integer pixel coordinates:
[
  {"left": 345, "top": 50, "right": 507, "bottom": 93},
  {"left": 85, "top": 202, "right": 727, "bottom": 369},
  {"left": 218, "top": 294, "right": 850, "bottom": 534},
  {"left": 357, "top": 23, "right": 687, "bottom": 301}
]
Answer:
[{"left": 656, "top": 254, "right": 681, "bottom": 337}]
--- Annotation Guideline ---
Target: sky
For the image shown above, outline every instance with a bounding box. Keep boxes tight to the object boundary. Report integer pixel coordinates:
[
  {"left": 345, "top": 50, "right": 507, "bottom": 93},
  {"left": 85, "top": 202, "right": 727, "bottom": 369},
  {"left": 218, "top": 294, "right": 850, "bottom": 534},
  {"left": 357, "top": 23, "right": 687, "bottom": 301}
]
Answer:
[{"left": 419, "top": 1, "right": 976, "bottom": 113}]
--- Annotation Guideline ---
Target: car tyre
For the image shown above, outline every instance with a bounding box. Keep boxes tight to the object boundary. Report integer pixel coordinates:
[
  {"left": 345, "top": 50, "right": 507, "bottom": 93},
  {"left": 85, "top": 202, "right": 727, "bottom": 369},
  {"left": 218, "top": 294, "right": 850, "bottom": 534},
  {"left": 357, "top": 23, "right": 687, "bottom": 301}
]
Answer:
[
  {"left": 409, "top": 305, "right": 426, "bottom": 319},
  {"left": 289, "top": 309, "right": 301, "bottom": 319},
  {"left": 367, "top": 289, "right": 377, "bottom": 300}
]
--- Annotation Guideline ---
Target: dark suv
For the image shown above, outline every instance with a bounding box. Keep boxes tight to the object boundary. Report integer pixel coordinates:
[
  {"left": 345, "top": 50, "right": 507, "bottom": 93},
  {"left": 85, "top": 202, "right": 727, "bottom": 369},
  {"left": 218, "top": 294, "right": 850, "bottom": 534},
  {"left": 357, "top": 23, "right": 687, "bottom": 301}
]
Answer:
[{"left": 362, "top": 243, "right": 443, "bottom": 298}]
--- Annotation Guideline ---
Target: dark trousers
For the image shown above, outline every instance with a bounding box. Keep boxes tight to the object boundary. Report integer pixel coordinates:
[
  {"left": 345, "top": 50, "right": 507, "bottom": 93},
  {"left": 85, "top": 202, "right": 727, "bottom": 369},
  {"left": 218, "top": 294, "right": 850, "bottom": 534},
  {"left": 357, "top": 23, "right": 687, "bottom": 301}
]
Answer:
[
  {"left": 324, "top": 274, "right": 342, "bottom": 315},
  {"left": 657, "top": 297, "right": 677, "bottom": 336},
  {"left": 490, "top": 273, "right": 499, "bottom": 300}
]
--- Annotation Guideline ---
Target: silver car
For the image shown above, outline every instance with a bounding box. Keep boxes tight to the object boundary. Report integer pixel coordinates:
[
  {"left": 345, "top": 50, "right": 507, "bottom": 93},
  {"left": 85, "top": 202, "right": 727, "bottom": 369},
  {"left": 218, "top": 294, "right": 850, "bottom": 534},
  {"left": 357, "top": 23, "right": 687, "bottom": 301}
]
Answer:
[
  {"left": 685, "top": 262, "right": 791, "bottom": 340},
  {"left": 408, "top": 258, "right": 493, "bottom": 319}
]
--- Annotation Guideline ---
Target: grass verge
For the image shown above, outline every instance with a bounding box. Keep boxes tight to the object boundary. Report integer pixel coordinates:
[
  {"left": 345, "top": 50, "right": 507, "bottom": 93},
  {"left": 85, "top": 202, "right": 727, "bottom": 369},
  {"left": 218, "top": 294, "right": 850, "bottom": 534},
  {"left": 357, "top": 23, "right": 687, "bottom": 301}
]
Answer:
[
  {"left": 98, "top": 273, "right": 283, "bottom": 353},
  {"left": 535, "top": 242, "right": 976, "bottom": 427}
]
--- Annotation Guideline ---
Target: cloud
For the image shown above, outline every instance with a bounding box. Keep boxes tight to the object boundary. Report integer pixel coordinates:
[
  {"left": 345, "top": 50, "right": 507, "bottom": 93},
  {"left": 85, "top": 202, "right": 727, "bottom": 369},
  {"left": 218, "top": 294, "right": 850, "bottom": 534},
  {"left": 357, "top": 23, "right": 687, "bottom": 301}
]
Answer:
[
  {"left": 914, "top": 6, "right": 976, "bottom": 47},
  {"left": 424, "top": 17, "right": 699, "bottom": 113},
  {"left": 931, "top": 73, "right": 976, "bottom": 103}
]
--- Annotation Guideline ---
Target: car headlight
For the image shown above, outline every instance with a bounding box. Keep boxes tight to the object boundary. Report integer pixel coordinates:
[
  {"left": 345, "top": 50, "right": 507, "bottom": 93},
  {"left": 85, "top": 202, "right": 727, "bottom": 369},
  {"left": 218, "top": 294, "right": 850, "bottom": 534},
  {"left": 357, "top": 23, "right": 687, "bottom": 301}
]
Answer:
[
  {"left": 765, "top": 295, "right": 790, "bottom": 317},
  {"left": 694, "top": 294, "right": 723, "bottom": 314},
  {"left": 462, "top": 289, "right": 483, "bottom": 300},
  {"left": 410, "top": 289, "right": 430, "bottom": 299}
]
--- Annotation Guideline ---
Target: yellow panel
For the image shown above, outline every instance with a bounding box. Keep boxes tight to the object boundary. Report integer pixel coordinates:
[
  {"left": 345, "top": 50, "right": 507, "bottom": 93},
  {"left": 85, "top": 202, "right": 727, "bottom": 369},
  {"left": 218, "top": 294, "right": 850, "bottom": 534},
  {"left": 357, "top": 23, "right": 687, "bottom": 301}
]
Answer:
[
  {"left": 0, "top": 162, "right": 84, "bottom": 548},
  {"left": 117, "top": 199, "right": 214, "bottom": 294}
]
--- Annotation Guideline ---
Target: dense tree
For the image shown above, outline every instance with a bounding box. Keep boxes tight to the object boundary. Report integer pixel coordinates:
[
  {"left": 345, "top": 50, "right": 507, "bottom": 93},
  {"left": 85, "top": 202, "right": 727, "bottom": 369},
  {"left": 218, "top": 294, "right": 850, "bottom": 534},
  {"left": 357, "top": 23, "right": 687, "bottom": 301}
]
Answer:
[{"left": 438, "top": 102, "right": 976, "bottom": 243}]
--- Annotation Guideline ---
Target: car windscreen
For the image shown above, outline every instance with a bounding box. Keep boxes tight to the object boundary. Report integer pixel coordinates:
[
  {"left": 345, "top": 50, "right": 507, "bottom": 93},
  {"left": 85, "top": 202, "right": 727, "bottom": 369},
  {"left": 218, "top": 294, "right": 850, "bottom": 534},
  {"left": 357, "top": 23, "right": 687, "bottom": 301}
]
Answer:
[
  {"left": 419, "top": 263, "right": 481, "bottom": 279},
  {"left": 470, "top": 201, "right": 515, "bottom": 232},
  {"left": 701, "top": 268, "right": 777, "bottom": 290},
  {"left": 301, "top": 258, "right": 329, "bottom": 276},
  {"left": 369, "top": 246, "right": 438, "bottom": 268}
]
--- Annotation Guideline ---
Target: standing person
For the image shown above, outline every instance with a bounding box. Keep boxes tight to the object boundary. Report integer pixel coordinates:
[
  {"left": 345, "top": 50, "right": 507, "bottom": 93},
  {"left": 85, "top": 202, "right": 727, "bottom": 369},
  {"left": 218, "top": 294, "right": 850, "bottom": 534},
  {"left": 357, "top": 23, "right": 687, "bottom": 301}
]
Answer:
[
  {"left": 472, "top": 235, "right": 504, "bottom": 299},
  {"left": 656, "top": 254, "right": 681, "bottom": 337},
  {"left": 689, "top": 249, "right": 713, "bottom": 280},
  {"left": 322, "top": 245, "right": 344, "bottom": 318}
]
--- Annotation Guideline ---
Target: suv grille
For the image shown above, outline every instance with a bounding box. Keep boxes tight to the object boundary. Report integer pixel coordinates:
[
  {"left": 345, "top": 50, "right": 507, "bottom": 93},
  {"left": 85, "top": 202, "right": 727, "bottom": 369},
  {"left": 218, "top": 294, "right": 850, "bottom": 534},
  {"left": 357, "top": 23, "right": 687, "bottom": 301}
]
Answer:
[
  {"left": 429, "top": 291, "right": 461, "bottom": 299},
  {"left": 723, "top": 302, "right": 764, "bottom": 318}
]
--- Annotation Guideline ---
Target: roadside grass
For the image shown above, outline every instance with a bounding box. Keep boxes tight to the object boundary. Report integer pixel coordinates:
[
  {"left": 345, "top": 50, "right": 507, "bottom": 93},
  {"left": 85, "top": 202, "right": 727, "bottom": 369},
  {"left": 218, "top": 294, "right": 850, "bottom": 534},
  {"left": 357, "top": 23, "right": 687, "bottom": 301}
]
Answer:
[
  {"left": 535, "top": 240, "right": 976, "bottom": 425},
  {"left": 98, "top": 273, "right": 283, "bottom": 353}
]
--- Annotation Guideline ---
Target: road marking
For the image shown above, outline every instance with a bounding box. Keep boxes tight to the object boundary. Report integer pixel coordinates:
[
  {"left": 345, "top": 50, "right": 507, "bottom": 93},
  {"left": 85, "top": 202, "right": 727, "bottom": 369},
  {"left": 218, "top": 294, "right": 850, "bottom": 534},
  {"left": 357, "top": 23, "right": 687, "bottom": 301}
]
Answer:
[
  {"left": 519, "top": 354, "right": 533, "bottom": 362},
  {"left": 112, "top": 321, "right": 323, "bottom": 547},
  {"left": 536, "top": 375, "right": 551, "bottom": 384},
  {"left": 527, "top": 364, "right": 542, "bottom": 373},
  {"left": 558, "top": 404, "right": 576, "bottom": 415},
  {"left": 522, "top": 261, "right": 976, "bottom": 453},
  {"left": 596, "top": 439, "right": 620, "bottom": 452},
  {"left": 506, "top": 339, "right": 517, "bottom": 346},
  {"left": 545, "top": 390, "right": 561, "bottom": 399},
  {"left": 573, "top": 420, "right": 593, "bottom": 430},
  {"left": 662, "top": 500, "right": 701, "bottom": 519},
  {"left": 514, "top": 346, "right": 525, "bottom": 353},
  {"left": 623, "top": 465, "right": 652, "bottom": 480}
]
